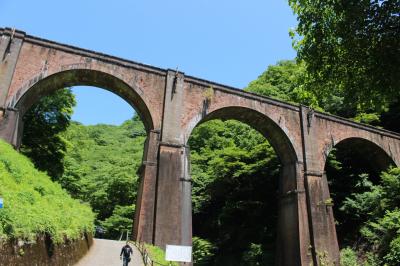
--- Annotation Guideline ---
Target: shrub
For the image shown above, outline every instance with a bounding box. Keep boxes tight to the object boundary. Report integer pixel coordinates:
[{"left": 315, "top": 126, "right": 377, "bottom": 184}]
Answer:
[
  {"left": 340, "top": 247, "right": 358, "bottom": 266},
  {"left": 192, "top": 236, "right": 216, "bottom": 265}
]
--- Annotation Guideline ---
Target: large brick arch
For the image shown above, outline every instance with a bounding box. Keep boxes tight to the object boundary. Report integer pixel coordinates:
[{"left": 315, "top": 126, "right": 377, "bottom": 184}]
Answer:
[
  {"left": 11, "top": 68, "right": 154, "bottom": 131},
  {"left": 180, "top": 80, "right": 304, "bottom": 164},
  {"left": 185, "top": 106, "right": 298, "bottom": 165}
]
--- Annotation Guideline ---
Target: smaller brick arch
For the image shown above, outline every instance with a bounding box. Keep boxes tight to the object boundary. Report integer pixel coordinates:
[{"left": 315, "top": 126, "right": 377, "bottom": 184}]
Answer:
[
  {"left": 320, "top": 137, "right": 397, "bottom": 257},
  {"left": 185, "top": 106, "right": 305, "bottom": 264},
  {"left": 185, "top": 106, "right": 298, "bottom": 165},
  {"left": 323, "top": 137, "right": 397, "bottom": 174},
  {"left": 11, "top": 69, "right": 154, "bottom": 131}
]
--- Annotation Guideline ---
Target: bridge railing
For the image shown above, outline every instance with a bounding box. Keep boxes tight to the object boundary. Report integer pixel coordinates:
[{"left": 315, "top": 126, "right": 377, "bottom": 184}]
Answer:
[
  {"left": 132, "top": 241, "right": 153, "bottom": 266},
  {"left": 131, "top": 241, "right": 174, "bottom": 266}
]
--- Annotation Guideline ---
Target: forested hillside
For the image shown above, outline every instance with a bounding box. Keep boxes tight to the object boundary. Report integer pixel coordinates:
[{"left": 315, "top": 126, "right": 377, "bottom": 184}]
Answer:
[
  {"left": 60, "top": 116, "right": 146, "bottom": 239},
  {"left": 0, "top": 140, "right": 94, "bottom": 243}
]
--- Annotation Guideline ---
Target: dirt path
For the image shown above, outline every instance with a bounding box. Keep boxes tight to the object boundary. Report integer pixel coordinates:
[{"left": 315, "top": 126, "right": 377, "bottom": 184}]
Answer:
[{"left": 74, "top": 238, "right": 144, "bottom": 266}]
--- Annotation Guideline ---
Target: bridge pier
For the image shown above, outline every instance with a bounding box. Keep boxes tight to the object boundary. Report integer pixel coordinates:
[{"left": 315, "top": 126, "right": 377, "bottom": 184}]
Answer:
[
  {"left": 152, "top": 70, "right": 192, "bottom": 248},
  {"left": 153, "top": 143, "right": 192, "bottom": 247},
  {"left": 0, "top": 108, "right": 23, "bottom": 148},
  {"left": 300, "top": 106, "right": 340, "bottom": 265},
  {"left": 0, "top": 29, "right": 24, "bottom": 148},
  {"left": 276, "top": 161, "right": 313, "bottom": 265},
  {"left": 133, "top": 130, "right": 160, "bottom": 243}
]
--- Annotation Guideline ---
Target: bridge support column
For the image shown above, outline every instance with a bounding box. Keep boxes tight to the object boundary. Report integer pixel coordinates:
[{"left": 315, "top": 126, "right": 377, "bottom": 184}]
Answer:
[
  {"left": 154, "top": 143, "right": 192, "bottom": 247},
  {"left": 153, "top": 70, "right": 192, "bottom": 249},
  {"left": 0, "top": 28, "right": 24, "bottom": 109},
  {"left": 0, "top": 29, "right": 24, "bottom": 147},
  {"left": 0, "top": 108, "right": 23, "bottom": 148},
  {"left": 300, "top": 106, "right": 340, "bottom": 265},
  {"left": 133, "top": 129, "right": 160, "bottom": 243},
  {"left": 276, "top": 161, "right": 313, "bottom": 266}
]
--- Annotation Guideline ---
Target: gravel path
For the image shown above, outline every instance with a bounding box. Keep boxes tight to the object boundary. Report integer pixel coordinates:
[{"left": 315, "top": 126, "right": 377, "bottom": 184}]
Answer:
[{"left": 74, "top": 238, "right": 144, "bottom": 266}]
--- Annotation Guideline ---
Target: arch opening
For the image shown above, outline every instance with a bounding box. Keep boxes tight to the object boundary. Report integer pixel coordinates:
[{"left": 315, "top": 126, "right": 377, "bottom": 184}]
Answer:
[
  {"left": 15, "top": 71, "right": 151, "bottom": 241},
  {"left": 187, "top": 106, "right": 299, "bottom": 265},
  {"left": 324, "top": 137, "right": 396, "bottom": 258}
]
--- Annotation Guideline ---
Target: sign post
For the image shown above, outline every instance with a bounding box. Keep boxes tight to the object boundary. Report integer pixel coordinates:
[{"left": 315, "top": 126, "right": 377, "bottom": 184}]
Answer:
[{"left": 165, "top": 244, "right": 192, "bottom": 264}]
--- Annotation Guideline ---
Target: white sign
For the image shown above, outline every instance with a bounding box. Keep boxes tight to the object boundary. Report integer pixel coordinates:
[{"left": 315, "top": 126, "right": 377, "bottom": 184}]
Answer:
[
  {"left": 0, "top": 198, "right": 3, "bottom": 208},
  {"left": 165, "top": 244, "right": 192, "bottom": 262}
]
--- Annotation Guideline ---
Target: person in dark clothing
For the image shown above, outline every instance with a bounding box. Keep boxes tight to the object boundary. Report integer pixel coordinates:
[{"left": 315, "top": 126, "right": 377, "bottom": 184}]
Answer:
[{"left": 120, "top": 243, "right": 133, "bottom": 266}]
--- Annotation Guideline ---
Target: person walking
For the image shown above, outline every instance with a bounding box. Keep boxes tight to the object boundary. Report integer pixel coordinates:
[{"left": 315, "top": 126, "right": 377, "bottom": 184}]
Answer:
[{"left": 120, "top": 242, "right": 133, "bottom": 266}]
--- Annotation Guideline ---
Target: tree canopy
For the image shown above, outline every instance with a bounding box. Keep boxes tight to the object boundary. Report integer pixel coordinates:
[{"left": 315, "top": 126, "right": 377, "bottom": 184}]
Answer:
[
  {"left": 59, "top": 116, "right": 145, "bottom": 239},
  {"left": 20, "top": 88, "right": 76, "bottom": 180},
  {"left": 288, "top": 0, "right": 400, "bottom": 113}
]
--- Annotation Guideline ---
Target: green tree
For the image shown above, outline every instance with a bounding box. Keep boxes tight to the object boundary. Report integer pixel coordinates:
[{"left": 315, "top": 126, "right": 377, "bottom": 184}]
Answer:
[
  {"left": 245, "top": 60, "right": 320, "bottom": 108},
  {"left": 192, "top": 237, "right": 216, "bottom": 265},
  {"left": 189, "top": 120, "right": 280, "bottom": 265},
  {"left": 340, "top": 168, "right": 400, "bottom": 265},
  {"left": 20, "top": 88, "right": 76, "bottom": 180},
  {"left": 100, "top": 205, "right": 135, "bottom": 239},
  {"left": 288, "top": 0, "right": 400, "bottom": 114}
]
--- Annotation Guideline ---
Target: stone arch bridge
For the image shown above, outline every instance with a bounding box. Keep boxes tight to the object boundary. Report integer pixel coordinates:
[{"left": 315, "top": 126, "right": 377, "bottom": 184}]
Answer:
[{"left": 0, "top": 28, "right": 399, "bottom": 265}]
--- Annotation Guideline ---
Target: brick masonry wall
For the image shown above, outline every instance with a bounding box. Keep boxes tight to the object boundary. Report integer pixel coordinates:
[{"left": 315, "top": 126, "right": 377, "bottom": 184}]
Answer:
[{"left": 0, "top": 233, "right": 93, "bottom": 266}]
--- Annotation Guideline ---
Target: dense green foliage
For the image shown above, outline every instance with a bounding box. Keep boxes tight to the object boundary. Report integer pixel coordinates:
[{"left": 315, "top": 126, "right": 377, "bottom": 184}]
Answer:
[
  {"left": 245, "top": 59, "right": 344, "bottom": 114},
  {"left": 339, "top": 168, "right": 400, "bottom": 265},
  {"left": 21, "top": 89, "right": 76, "bottom": 180},
  {"left": 246, "top": 60, "right": 318, "bottom": 108},
  {"left": 192, "top": 237, "right": 216, "bottom": 266},
  {"left": 288, "top": 0, "right": 400, "bottom": 113},
  {"left": 59, "top": 116, "right": 145, "bottom": 239},
  {"left": 190, "top": 120, "right": 279, "bottom": 265},
  {"left": 0, "top": 140, "right": 94, "bottom": 243},
  {"left": 101, "top": 205, "right": 135, "bottom": 239},
  {"left": 324, "top": 144, "right": 400, "bottom": 265},
  {"left": 340, "top": 248, "right": 359, "bottom": 266}
]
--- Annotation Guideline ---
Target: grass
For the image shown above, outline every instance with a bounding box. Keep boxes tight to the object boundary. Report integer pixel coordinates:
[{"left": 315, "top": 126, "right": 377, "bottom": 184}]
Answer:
[
  {"left": 0, "top": 140, "right": 95, "bottom": 243},
  {"left": 144, "top": 244, "right": 179, "bottom": 266}
]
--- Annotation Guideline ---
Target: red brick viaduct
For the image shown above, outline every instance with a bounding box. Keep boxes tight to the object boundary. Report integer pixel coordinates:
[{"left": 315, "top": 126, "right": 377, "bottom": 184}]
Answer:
[{"left": 0, "top": 28, "right": 399, "bottom": 265}]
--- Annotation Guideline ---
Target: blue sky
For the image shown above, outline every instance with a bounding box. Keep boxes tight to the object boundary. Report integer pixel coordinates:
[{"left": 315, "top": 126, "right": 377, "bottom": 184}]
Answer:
[{"left": 0, "top": 0, "right": 297, "bottom": 125}]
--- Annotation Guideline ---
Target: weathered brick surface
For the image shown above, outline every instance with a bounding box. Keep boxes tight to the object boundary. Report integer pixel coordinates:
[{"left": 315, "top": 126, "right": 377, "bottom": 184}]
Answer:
[
  {"left": 1, "top": 28, "right": 400, "bottom": 265},
  {"left": 0, "top": 233, "right": 93, "bottom": 266},
  {"left": 7, "top": 34, "right": 165, "bottom": 131}
]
